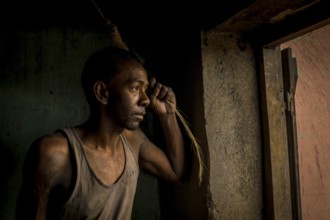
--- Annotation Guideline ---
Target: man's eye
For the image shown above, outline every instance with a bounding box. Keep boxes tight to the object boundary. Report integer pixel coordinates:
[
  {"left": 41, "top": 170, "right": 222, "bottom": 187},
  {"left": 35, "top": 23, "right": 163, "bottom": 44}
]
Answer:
[{"left": 132, "top": 86, "right": 139, "bottom": 92}]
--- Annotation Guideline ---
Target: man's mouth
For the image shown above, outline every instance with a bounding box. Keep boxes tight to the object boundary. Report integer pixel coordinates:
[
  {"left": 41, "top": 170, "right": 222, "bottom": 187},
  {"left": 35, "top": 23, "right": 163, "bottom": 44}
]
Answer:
[{"left": 134, "top": 111, "right": 145, "bottom": 120}]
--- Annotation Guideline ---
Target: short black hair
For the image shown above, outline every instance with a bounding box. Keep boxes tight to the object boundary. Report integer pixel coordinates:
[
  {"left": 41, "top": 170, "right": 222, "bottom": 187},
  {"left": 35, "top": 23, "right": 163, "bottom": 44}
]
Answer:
[{"left": 81, "top": 47, "right": 141, "bottom": 105}]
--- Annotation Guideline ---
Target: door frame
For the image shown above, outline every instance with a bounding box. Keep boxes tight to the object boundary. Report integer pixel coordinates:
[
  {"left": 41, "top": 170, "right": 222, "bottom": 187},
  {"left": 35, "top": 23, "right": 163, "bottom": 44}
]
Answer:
[{"left": 254, "top": 11, "right": 329, "bottom": 219}]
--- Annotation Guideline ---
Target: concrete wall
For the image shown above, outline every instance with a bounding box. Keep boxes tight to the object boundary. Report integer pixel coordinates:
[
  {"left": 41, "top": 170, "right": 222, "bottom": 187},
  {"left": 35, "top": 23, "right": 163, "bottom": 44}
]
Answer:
[
  {"left": 201, "top": 32, "right": 263, "bottom": 219},
  {"left": 0, "top": 26, "right": 160, "bottom": 220},
  {"left": 281, "top": 24, "right": 330, "bottom": 220}
]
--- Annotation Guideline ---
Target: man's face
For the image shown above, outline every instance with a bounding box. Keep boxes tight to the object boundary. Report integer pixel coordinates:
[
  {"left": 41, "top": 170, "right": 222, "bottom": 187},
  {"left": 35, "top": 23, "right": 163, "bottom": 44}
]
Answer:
[{"left": 108, "top": 60, "right": 150, "bottom": 130}]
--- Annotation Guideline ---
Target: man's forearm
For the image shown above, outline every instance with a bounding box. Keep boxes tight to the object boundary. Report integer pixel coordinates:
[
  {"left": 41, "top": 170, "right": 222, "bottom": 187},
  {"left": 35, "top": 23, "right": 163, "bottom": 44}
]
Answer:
[{"left": 158, "top": 113, "right": 185, "bottom": 179}]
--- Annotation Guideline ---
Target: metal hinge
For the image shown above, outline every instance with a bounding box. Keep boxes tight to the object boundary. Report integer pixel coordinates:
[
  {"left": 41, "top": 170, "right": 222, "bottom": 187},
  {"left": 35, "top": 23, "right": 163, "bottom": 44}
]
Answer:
[{"left": 286, "top": 91, "right": 295, "bottom": 115}]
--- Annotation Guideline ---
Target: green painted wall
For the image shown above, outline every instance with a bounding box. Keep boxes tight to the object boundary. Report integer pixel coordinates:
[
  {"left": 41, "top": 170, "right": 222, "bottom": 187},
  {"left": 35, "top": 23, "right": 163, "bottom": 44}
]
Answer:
[{"left": 0, "top": 26, "right": 160, "bottom": 220}]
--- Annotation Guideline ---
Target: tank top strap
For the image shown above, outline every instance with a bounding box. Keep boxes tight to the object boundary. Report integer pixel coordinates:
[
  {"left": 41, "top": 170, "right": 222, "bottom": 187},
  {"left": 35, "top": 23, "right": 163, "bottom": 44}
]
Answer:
[
  {"left": 120, "top": 133, "right": 139, "bottom": 169},
  {"left": 56, "top": 126, "right": 82, "bottom": 205}
]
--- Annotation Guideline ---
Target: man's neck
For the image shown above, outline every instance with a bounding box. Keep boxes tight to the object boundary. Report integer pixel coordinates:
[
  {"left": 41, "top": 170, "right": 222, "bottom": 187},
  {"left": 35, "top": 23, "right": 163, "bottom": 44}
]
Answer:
[{"left": 77, "top": 115, "right": 124, "bottom": 150}]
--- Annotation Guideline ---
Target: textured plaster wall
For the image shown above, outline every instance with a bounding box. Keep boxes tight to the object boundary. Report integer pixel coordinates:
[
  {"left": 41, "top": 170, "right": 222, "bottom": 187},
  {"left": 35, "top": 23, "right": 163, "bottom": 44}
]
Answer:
[
  {"left": 0, "top": 27, "right": 160, "bottom": 220},
  {"left": 201, "top": 32, "right": 263, "bottom": 219},
  {"left": 281, "top": 24, "right": 330, "bottom": 220}
]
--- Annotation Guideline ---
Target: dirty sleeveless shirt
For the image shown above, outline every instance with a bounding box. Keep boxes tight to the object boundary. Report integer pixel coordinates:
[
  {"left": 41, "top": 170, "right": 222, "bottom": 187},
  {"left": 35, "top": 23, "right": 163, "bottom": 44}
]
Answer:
[{"left": 58, "top": 127, "right": 139, "bottom": 220}]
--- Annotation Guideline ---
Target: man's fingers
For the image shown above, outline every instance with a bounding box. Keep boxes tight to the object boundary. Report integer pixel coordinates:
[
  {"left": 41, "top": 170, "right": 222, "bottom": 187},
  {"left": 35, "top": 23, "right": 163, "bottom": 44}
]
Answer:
[
  {"left": 149, "top": 77, "right": 156, "bottom": 89},
  {"left": 149, "top": 82, "right": 162, "bottom": 99},
  {"left": 148, "top": 77, "right": 174, "bottom": 104},
  {"left": 158, "top": 86, "right": 169, "bottom": 100},
  {"left": 164, "top": 87, "right": 174, "bottom": 102}
]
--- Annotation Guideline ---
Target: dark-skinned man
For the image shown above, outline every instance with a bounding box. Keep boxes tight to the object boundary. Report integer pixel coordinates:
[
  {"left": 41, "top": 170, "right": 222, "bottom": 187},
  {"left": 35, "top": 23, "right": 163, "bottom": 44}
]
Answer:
[{"left": 16, "top": 47, "right": 185, "bottom": 220}]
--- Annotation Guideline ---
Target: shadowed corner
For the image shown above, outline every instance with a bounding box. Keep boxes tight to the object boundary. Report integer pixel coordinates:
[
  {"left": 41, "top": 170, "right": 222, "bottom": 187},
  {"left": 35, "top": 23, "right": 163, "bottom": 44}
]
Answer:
[{"left": 0, "top": 139, "right": 19, "bottom": 218}]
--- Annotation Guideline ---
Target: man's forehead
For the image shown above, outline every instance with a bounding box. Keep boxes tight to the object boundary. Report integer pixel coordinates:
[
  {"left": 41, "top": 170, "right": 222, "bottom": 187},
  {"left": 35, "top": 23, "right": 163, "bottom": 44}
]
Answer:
[
  {"left": 114, "top": 67, "right": 148, "bottom": 84},
  {"left": 126, "top": 75, "right": 149, "bottom": 85}
]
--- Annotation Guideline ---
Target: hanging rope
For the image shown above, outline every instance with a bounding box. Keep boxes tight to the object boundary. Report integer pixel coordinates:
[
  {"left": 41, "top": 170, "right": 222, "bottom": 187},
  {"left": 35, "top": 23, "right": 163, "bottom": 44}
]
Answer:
[
  {"left": 90, "top": 0, "right": 205, "bottom": 185},
  {"left": 167, "top": 101, "right": 205, "bottom": 185},
  {"left": 90, "top": 0, "right": 129, "bottom": 51}
]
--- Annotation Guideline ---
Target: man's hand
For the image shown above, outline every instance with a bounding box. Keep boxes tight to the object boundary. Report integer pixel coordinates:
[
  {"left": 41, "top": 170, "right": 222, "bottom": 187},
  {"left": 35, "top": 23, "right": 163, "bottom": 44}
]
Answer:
[{"left": 147, "top": 77, "right": 176, "bottom": 115}]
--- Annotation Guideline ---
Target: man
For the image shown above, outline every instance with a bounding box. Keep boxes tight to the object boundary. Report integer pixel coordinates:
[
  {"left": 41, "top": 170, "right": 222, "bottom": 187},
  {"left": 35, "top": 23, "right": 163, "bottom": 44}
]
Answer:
[{"left": 16, "top": 47, "right": 185, "bottom": 220}]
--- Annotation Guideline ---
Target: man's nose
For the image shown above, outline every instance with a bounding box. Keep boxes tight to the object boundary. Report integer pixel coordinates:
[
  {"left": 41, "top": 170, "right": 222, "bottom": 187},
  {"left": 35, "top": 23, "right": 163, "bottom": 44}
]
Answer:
[{"left": 140, "top": 91, "right": 150, "bottom": 107}]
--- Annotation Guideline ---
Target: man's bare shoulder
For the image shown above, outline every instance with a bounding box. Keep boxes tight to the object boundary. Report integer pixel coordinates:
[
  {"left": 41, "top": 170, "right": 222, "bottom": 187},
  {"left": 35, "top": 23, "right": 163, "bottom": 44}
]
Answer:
[
  {"left": 122, "top": 129, "right": 150, "bottom": 161},
  {"left": 21, "top": 129, "right": 73, "bottom": 189},
  {"left": 32, "top": 130, "right": 69, "bottom": 156},
  {"left": 25, "top": 130, "right": 71, "bottom": 183},
  {"left": 123, "top": 128, "right": 148, "bottom": 146},
  {"left": 17, "top": 130, "right": 72, "bottom": 217}
]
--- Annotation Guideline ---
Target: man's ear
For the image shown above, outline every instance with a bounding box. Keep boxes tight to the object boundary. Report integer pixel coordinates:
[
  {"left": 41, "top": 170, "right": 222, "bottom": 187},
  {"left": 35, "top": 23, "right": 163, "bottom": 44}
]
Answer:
[{"left": 93, "top": 81, "right": 109, "bottom": 105}]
